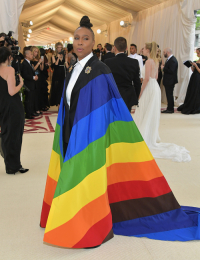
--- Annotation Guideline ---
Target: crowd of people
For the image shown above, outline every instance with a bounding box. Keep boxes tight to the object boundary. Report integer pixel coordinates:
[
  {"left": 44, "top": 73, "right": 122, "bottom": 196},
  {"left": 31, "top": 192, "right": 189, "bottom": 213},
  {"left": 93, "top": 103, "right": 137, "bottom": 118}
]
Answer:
[{"left": 0, "top": 24, "right": 200, "bottom": 175}]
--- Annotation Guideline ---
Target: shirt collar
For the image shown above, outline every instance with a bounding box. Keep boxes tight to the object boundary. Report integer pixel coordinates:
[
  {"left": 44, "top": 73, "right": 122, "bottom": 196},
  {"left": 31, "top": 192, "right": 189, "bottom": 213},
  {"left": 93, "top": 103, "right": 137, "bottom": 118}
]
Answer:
[
  {"left": 25, "top": 58, "right": 30, "bottom": 64},
  {"left": 77, "top": 52, "right": 93, "bottom": 68},
  {"left": 116, "top": 52, "right": 125, "bottom": 56},
  {"left": 167, "top": 54, "right": 173, "bottom": 61}
]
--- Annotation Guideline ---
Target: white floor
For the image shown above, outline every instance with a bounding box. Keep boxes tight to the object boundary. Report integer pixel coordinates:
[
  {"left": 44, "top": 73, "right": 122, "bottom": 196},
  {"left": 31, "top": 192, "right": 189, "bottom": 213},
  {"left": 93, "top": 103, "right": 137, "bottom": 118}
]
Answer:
[{"left": 0, "top": 107, "right": 200, "bottom": 260}]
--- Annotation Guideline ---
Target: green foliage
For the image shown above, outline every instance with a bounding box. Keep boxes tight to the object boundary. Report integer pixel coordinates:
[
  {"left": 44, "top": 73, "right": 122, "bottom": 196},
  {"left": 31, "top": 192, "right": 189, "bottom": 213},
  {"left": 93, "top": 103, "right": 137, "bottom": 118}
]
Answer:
[{"left": 196, "top": 10, "right": 200, "bottom": 30}]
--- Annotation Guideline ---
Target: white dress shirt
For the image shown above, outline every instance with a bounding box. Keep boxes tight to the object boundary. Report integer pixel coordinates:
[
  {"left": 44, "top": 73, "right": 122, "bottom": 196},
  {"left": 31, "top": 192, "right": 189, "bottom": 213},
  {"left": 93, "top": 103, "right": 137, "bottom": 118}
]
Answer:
[
  {"left": 128, "top": 53, "right": 144, "bottom": 78},
  {"left": 66, "top": 52, "right": 93, "bottom": 107}
]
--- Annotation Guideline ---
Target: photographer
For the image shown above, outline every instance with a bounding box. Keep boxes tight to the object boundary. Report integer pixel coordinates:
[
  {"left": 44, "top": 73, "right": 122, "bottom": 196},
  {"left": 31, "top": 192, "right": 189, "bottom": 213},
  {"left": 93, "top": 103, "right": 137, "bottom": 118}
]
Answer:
[
  {"left": 0, "top": 33, "right": 6, "bottom": 47},
  {"left": 0, "top": 47, "right": 28, "bottom": 174},
  {"left": 49, "top": 42, "right": 66, "bottom": 108}
]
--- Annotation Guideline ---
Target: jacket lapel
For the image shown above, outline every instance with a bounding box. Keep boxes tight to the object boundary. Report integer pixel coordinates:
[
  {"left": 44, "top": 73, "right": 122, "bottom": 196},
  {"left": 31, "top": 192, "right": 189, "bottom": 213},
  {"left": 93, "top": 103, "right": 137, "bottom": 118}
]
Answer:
[{"left": 70, "top": 55, "right": 97, "bottom": 104}]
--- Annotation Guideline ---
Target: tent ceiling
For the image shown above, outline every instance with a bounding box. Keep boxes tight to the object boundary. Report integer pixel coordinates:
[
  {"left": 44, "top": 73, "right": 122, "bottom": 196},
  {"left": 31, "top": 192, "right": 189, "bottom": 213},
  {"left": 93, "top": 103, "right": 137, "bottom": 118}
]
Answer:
[{"left": 20, "top": 0, "right": 170, "bottom": 46}]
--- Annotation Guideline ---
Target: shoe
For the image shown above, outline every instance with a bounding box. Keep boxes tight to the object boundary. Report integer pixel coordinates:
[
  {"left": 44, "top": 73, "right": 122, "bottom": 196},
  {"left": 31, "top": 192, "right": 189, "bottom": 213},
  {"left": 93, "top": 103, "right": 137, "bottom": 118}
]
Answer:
[
  {"left": 18, "top": 167, "right": 29, "bottom": 173},
  {"left": 6, "top": 167, "right": 29, "bottom": 174},
  {"left": 25, "top": 115, "right": 34, "bottom": 119},
  {"left": 161, "top": 110, "right": 174, "bottom": 114},
  {"left": 32, "top": 113, "right": 40, "bottom": 116}
]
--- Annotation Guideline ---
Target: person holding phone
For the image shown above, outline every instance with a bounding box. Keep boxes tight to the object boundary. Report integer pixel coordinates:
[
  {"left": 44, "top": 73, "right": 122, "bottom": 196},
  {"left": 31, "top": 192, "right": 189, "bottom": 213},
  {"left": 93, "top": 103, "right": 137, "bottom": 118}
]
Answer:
[
  {"left": 31, "top": 46, "right": 44, "bottom": 114},
  {"left": 0, "top": 46, "right": 29, "bottom": 174},
  {"left": 49, "top": 42, "right": 66, "bottom": 108},
  {"left": 177, "top": 48, "right": 200, "bottom": 114}
]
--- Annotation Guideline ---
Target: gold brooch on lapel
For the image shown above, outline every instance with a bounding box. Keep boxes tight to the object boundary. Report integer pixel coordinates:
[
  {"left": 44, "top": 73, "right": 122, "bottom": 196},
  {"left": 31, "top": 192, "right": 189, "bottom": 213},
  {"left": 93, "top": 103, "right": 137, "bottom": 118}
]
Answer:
[
  {"left": 69, "top": 66, "right": 73, "bottom": 72},
  {"left": 85, "top": 66, "right": 92, "bottom": 74}
]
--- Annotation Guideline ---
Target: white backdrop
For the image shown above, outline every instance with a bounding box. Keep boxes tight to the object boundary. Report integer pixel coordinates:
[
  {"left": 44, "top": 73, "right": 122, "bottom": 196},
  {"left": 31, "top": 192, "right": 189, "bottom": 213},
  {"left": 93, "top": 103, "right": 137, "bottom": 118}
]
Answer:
[
  {"left": 128, "top": 0, "right": 199, "bottom": 104},
  {"left": 0, "top": 0, "right": 25, "bottom": 39}
]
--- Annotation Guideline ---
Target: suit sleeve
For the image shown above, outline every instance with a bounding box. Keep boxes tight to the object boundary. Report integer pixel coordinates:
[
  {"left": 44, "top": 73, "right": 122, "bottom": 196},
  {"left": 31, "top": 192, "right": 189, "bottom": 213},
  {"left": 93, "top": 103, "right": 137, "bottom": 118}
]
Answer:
[
  {"left": 21, "top": 63, "right": 34, "bottom": 81},
  {"left": 133, "top": 61, "right": 141, "bottom": 98},
  {"left": 163, "top": 60, "right": 178, "bottom": 75}
]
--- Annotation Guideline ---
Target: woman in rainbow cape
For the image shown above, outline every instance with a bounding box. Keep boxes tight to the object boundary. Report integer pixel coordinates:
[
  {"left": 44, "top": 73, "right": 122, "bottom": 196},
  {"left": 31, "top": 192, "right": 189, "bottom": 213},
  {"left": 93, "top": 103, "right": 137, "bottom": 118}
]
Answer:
[{"left": 40, "top": 16, "right": 200, "bottom": 248}]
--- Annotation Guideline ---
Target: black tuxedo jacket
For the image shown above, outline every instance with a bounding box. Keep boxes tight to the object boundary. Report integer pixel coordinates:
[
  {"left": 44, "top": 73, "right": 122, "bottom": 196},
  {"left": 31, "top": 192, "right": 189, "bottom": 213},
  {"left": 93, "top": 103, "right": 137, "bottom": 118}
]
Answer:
[
  {"left": 105, "top": 53, "right": 141, "bottom": 110},
  {"left": 101, "top": 52, "right": 115, "bottom": 63},
  {"left": 21, "top": 59, "right": 36, "bottom": 91},
  {"left": 163, "top": 56, "right": 178, "bottom": 86}
]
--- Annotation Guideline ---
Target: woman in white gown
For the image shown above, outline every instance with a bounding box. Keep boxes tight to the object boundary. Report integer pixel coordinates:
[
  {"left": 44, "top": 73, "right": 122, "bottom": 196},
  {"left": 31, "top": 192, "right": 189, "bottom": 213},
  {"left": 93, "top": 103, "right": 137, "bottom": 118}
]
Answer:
[{"left": 134, "top": 42, "right": 191, "bottom": 162}]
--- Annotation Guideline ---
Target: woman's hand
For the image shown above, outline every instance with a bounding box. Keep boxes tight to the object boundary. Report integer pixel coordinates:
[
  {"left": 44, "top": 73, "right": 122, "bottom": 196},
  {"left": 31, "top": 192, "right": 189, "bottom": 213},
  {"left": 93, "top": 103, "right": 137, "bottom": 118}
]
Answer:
[
  {"left": 38, "top": 58, "right": 43, "bottom": 64},
  {"left": 191, "top": 62, "right": 197, "bottom": 68}
]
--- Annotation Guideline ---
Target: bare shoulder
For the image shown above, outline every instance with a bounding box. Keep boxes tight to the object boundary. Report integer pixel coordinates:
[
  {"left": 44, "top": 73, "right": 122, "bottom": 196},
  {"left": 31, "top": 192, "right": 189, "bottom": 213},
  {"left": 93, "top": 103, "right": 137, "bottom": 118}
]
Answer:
[
  {"left": 145, "top": 59, "right": 151, "bottom": 66},
  {"left": 7, "top": 66, "right": 15, "bottom": 73}
]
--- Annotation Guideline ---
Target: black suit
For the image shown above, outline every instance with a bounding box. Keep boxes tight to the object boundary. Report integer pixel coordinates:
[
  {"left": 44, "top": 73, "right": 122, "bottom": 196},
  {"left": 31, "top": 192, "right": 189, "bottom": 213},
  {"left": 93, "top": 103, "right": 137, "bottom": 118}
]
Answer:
[
  {"left": 21, "top": 59, "right": 36, "bottom": 116},
  {"left": 101, "top": 52, "right": 115, "bottom": 63},
  {"left": 105, "top": 53, "right": 141, "bottom": 111},
  {"left": 163, "top": 56, "right": 178, "bottom": 111}
]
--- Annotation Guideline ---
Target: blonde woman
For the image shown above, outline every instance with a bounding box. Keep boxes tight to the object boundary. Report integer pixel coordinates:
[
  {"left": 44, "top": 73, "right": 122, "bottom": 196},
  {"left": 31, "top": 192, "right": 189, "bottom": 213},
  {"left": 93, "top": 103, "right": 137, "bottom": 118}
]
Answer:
[
  {"left": 50, "top": 42, "right": 66, "bottom": 107},
  {"left": 134, "top": 42, "right": 190, "bottom": 162},
  {"left": 30, "top": 47, "right": 44, "bottom": 114}
]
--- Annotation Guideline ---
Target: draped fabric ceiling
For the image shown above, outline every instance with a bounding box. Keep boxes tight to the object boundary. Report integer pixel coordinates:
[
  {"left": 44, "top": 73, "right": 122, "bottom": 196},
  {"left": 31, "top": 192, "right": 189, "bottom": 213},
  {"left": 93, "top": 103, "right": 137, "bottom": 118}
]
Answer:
[{"left": 19, "top": 0, "right": 170, "bottom": 46}]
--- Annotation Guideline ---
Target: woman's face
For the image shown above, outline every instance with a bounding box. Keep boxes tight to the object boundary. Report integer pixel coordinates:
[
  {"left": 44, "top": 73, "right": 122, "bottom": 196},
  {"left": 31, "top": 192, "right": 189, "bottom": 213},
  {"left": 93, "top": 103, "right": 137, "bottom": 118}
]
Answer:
[
  {"left": 73, "top": 27, "right": 95, "bottom": 60},
  {"left": 143, "top": 46, "right": 148, "bottom": 56},
  {"left": 196, "top": 49, "right": 200, "bottom": 57},
  {"left": 56, "top": 45, "right": 62, "bottom": 53},
  {"left": 33, "top": 49, "right": 38, "bottom": 58}
]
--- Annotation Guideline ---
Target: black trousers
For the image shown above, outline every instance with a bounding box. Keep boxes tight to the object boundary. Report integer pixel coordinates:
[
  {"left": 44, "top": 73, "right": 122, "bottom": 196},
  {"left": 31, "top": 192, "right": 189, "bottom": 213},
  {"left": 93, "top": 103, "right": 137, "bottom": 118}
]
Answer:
[
  {"left": 25, "top": 89, "right": 35, "bottom": 116},
  {"left": 1, "top": 105, "right": 24, "bottom": 172},
  {"left": 164, "top": 84, "right": 175, "bottom": 111}
]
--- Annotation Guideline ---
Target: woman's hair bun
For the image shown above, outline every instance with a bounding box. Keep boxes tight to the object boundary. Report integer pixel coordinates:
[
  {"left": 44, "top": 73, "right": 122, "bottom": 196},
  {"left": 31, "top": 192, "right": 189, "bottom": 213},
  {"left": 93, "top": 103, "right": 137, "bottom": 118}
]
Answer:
[{"left": 80, "top": 16, "right": 93, "bottom": 28}]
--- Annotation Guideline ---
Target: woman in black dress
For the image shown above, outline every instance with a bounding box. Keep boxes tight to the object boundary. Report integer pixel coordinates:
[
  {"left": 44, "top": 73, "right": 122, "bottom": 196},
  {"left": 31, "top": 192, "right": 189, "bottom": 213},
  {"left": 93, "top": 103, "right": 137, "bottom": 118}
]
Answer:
[
  {"left": 0, "top": 47, "right": 28, "bottom": 174},
  {"left": 178, "top": 48, "right": 200, "bottom": 114},
  {"left": 31, "top": 46, "right": 44, "bottom": 114},
  {"left": 31, "top": 47, "right": 49, "bottom": 111},
  {"left": 49, "top": 42, "right": 66, "bottom": 107}
]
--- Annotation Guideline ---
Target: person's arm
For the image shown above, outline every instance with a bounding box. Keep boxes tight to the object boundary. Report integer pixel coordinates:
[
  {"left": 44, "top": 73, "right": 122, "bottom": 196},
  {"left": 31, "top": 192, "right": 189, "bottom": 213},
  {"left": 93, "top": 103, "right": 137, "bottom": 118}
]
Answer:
[
  {"left": 40, "top": 58, "right": 44, "bottom": 71},
  {"left": 52, "top": 55, "right": 59, "bottom": 67},
  {"left": 7, "top": 67, "right": 23, "bottom": 96},
  {"left": 191, "top": 62, "right": 200, "bottom": 73},
  {"left": 132, "top": 61, "right": 141, "bottom": 98},
  {"left": 139, "top": 60, "right": 151, "bottom": 99},
  {"left": 65, "top": 53, "right": 70, "bottom": 68}
]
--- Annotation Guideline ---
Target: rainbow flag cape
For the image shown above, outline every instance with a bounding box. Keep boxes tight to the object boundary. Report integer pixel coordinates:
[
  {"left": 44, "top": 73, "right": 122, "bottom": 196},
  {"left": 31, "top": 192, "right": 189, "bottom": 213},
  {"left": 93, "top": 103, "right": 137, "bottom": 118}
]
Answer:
[{"left": 40, "top": 58, "right": 200, "bottom": 248}]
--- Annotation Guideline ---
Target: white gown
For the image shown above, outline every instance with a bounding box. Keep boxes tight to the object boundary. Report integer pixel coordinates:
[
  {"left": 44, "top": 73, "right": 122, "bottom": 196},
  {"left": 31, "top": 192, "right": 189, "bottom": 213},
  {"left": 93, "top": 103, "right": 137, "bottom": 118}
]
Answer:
[{"left": 134, "top": 61, "right": 191, "bottom": 162}]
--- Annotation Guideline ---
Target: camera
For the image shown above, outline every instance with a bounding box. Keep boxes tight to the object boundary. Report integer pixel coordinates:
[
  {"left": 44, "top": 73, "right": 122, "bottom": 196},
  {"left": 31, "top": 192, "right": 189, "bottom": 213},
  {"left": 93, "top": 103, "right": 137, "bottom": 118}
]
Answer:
[{"left": 58, "top": 50, "right": 65, "bottom": 56}]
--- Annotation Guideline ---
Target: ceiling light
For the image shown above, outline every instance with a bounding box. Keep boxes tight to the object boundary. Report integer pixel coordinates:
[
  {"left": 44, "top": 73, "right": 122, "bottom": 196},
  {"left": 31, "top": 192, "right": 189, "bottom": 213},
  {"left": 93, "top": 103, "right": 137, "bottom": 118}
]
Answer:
[
  {"left": 28, "top": 29, "right": 32, "bottom": 33},
  {"left": 27, "top": 34, "right": 31, "bottom": 38},
  {"left": 30, "top": 21, "right": 33, "bottom": 26},
  {"left": 69, "top": 37, "right": 73, "bottom": 41},
  {"left": 97, "top": 29, "right": 101, "bottom": 34},
  {"left": 120, "top": 21, "right": 131, "bottom": 28},
  {"left": 26, "top": 38, "right": 29, "bottom": 41}
]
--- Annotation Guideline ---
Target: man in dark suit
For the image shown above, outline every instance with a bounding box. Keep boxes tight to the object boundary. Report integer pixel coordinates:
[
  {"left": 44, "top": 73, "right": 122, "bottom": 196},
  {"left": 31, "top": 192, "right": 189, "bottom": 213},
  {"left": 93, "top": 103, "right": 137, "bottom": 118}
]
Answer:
[
  {"left": 105, "top": 37, "right": 141, "bottom": 112},
  {"left": 21, "top": 47, "right": 38, "bottom": 119},
  {"left": 161, "top": 48, "right": 178, "bottom": 113},
  {"left": 101, "top": 43, "right": 115, "bottom": 63}
]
